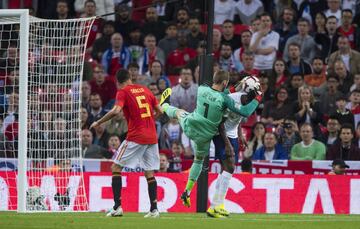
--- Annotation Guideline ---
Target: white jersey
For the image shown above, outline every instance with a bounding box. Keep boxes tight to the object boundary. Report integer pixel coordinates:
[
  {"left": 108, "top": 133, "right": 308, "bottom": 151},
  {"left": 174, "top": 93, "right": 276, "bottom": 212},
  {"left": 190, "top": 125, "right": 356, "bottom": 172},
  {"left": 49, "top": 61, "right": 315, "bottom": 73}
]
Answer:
[{"left": 224, "top": 91, "right": 246, "bottom": 138}]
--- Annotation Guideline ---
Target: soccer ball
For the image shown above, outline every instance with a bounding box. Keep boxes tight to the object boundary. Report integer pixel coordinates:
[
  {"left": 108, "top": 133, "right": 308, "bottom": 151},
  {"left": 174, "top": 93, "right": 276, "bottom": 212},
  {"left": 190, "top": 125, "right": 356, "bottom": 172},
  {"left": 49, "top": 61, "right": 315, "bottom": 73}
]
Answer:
[{"left": 241, "top": 75, "right": 260, "bottom": 93}]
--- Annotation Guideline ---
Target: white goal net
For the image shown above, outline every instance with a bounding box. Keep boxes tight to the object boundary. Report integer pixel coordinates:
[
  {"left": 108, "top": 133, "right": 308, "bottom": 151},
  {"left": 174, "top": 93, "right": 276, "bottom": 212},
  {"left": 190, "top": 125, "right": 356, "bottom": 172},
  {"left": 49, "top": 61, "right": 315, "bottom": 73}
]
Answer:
[{"left": 0, "top": 10, "right": 95, "bottom": 212}]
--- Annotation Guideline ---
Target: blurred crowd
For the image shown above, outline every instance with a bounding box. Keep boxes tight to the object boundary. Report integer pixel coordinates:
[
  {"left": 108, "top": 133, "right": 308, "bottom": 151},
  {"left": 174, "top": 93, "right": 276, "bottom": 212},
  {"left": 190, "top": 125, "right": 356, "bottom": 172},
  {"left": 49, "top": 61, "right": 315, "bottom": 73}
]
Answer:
[{"left": 0, "top": 0, "right": 360, "bottom": 173}]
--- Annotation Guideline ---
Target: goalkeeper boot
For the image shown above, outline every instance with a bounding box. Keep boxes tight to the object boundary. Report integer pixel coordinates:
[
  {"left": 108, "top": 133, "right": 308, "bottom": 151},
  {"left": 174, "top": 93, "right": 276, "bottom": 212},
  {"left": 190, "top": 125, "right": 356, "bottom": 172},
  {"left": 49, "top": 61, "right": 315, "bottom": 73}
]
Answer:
[
  {"left": 206, "top": 207, "right": 224, "bottom": 218},
  {"left": 106, "top": 206, "right": 123, "bottom": 217},
  {"left": 144, "top": 209, "right": 160, "bottom": 218},
  {"left": 160, "top": 88, "right": 172, "bottom": 106},
  {"left": 180, "top": 191, "right": 191, "bottom": 208},
  {"left": 214, "top": 204, "right": 230, "bottom": 217}
]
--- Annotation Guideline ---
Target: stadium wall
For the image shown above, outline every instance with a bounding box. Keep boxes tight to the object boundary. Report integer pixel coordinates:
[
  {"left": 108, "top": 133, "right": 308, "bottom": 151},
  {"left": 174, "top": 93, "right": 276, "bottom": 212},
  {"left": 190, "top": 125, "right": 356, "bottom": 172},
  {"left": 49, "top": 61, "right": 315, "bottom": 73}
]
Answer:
[{"left": 1, "top": 172, "right": 360, "bottom": 214}]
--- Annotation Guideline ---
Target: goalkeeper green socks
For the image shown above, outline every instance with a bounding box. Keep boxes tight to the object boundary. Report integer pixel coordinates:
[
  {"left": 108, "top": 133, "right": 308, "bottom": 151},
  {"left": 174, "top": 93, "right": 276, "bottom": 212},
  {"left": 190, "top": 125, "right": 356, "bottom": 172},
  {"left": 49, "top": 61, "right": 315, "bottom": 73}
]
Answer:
[{"left": 185, "top": 158, "right": 203, "bottom": 193}]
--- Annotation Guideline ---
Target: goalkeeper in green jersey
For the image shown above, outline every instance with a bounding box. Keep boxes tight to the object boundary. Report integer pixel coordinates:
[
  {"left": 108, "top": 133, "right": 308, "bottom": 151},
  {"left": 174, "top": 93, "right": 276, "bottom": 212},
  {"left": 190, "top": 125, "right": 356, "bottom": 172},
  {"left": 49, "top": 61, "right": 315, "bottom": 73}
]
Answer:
[{"left": 159, "top": 70, "right": 262, "bottom": 208}]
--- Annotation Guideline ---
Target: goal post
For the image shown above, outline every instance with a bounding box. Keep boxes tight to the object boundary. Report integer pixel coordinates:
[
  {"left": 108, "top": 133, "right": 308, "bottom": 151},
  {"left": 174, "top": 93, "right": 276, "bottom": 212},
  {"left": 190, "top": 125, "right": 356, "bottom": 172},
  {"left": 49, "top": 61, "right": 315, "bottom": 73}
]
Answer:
[{"left": 0, "top": 10, "right": 95, "bottom": 212}]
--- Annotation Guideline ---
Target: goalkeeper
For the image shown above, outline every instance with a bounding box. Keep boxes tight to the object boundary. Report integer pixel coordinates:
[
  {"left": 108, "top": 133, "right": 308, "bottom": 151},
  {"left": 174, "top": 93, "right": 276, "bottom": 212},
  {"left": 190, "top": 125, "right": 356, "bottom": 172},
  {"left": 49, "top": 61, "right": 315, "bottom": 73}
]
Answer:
[
  {"left": 159, "top": 70, "right": 261, "bottom": 208},
  {"left": 207, "top": 76, "right": 259, "bottom": 218}
]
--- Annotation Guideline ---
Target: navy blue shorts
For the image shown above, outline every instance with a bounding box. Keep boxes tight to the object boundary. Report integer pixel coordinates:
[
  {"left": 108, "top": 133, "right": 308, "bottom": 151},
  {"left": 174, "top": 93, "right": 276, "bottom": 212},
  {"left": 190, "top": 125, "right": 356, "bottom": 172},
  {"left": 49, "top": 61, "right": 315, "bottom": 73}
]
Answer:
[{"left": 213, "top": 135, "right": 239, "bottom": 163}]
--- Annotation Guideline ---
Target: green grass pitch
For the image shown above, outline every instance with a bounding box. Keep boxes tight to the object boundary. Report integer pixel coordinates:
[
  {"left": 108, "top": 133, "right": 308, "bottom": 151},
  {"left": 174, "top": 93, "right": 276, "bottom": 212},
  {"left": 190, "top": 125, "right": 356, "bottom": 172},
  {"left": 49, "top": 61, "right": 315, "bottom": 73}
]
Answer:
[{"left": 1, "top": 212, "right": 360, "bottom": 229}]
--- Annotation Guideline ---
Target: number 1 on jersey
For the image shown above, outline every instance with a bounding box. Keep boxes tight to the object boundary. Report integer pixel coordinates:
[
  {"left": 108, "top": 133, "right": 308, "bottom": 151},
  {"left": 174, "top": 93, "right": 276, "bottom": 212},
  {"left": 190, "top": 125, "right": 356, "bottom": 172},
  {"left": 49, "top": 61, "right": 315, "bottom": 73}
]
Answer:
[{"left": 203, "top": 102, "right": 209, "bottom": 118}]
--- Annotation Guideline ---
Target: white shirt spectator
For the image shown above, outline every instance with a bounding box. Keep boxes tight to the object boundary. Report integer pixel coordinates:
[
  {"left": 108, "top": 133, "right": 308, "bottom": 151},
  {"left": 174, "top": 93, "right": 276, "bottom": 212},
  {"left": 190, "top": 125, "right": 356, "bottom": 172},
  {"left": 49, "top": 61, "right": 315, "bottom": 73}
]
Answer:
[
  {"left": 214, "top": 0, "right": 236, "bottom": 24},
  {"left": 75, "top": 0, "right": 115, "bottom": 20},
  {"left": 324, "top": 9, "right": 342, "bottom": 26},
  {"left": 250, "top": 30, "right": 280, "bottom": 70},
  {"left": 342, "top": 0, "right": 356, "bottom": 15},
  {"left": 235, "top": 0, "right": 264, "bottom": 25}
]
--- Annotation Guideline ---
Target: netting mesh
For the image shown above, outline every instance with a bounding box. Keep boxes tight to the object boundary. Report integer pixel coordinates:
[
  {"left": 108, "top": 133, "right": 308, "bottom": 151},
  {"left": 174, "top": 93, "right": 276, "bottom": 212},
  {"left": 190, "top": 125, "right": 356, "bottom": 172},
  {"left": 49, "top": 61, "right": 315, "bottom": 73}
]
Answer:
[{"left": 0, "top": 14, "right": 95, "bottom": 211}]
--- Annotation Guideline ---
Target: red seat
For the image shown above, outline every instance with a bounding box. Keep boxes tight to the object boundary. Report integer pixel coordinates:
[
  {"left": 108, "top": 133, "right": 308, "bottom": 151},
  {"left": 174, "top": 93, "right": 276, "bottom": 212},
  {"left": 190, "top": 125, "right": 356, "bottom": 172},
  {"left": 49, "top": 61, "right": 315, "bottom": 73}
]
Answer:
[
  {"left": 200, "top": 24, "right": 222, "bottom": 33},
  {"left": 234, "top": 24, "right": 249, "bottom": 35},
  {"left": 168, "top": 75, "right": 180, "bottom": 86}
]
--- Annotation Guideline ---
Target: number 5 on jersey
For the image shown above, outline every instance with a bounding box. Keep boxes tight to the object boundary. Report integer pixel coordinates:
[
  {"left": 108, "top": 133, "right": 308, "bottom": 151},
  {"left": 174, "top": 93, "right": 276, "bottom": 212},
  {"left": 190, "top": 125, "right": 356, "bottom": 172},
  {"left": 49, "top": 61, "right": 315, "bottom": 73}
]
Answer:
[{"left": 136, "top": 95, "right": 151, "bottom": 118}]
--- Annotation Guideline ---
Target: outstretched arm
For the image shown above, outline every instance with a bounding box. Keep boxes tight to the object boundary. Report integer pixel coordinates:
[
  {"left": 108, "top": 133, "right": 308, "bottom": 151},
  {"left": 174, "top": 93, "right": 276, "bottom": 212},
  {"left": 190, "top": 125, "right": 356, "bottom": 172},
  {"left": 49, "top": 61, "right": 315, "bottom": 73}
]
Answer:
[
  {"left": 89, "top": 105, "right": 122, "bottom": 129},
  {"left": 224, "top": 94, "right": 260, "bottom": 117}
]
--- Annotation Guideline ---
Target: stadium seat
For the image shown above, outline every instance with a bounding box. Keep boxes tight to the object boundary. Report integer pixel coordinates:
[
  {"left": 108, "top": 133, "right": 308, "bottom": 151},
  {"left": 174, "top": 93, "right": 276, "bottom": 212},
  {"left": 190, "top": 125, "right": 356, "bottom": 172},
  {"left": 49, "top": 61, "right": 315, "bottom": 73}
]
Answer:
[{"left": 168, "top": 75, "right": 180, "bottom": 86}]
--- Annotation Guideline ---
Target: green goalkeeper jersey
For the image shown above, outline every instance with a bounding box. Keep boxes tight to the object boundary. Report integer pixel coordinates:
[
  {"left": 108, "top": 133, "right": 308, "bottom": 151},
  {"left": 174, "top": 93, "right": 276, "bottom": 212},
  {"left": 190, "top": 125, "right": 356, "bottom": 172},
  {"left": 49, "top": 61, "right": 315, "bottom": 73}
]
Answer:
[{"left": 182, "top": 85, "right": 259, "bottom": 143}]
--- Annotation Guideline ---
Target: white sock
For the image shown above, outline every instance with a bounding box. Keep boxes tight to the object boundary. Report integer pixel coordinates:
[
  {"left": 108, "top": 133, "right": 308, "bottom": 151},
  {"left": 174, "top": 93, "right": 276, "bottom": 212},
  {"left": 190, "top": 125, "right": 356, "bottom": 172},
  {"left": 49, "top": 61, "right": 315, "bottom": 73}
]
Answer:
[
  {"left": 211, "top": 173, "right": 222, "bottom": 207},
  {"left": 218, "top": 171, "right": 232, "bottom": 206}
]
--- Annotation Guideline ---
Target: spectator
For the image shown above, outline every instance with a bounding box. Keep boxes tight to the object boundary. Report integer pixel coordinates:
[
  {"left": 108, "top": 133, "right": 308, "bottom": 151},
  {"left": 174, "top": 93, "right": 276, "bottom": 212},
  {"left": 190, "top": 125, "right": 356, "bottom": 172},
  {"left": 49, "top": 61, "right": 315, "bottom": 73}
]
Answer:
[
  {"left": 324, "top": 0, "right": 342, "bottom": 23},
  {"left": 169, "top": 141, "right": 183, "bottom": 172},
  {"left": 175, "top": 7, "right": 190, "bottom": 33},
  {"left": 127, "top": 62, "right": 150, "bottom": 86},
  {"left": 115, "top": 4, "right": 138, "bottom": 42},
  {"left": 2, "top": 93, "right": 18, "bottom": 133},
  {"left": 278, "top": 117, "right": 301, "bottom": 155},
  {"left": 274, "top": 7, "right": 298, "bottom": 56},
  {"left": 268, "top": 59, "right": 290, "bottom": 89},
  {"left": 249, "top": 13, "right": 280, "bottom": 73},
  {"left": 54, "top": 0, "right": 71, "bottom": 19},
  {"left": 75, "top": 0, "right": 114, "bottom": 20},
  {"left": 170, "top": 68, "right": 198, "bottom": 112},
  {"left": 327, "top": 36, "right": 360, "bottom": 77},
  {"left": 89, "top": 64, "right": 117, "bottom": 106},
  {"left": 82, "top": 0, "right": 104, "bottom": 50},
  {"left": 214, "top": 0, "right": 236, "bottom": 24},
  {"left": 283, "top": 18, "right": 317, "bottom": 63},
  {"left": 141, "top": 6, "right": 167, "bottom": 42},
  {"left": 259, "top": 75, "right": 274, "bottom": 102},
  {"left": 92, "top": 121, "right": 110, "bottom": 149},
  {"left": 333, "top": 95, "right": 354, "bottom": 127},
  {"left": 253, "top": 132, "right": 288, "bottom": 160},
  {"left": 235, "top": 0, "right": 264, "bottom": 25},
  {"left": 186, "top": 17, "right": 205, "bottom": 50},
  {"left": 81, "top": 81, "right": 91, "bottom": 110},
  {"left": 298, "top": 0, "right": 327, "bottom": 26},
  {"left": 81, "top": 107, "right": 91, "bottom": 129},
  {"left": 88, "top": 92, "right": 106, "bottom": 124},
  {"left": 186, "top": 41, "right": 206, "bottom": 73},
  {"left": 320, "top": 115, "right": 340, "bottom": 148},
  {"left": 319, "top": 74, "right": 344, "bottom": 115},
  {"left": 218, "top": 43, "right": 243, "bottom": 73},
  {"left": 334, "top": 60, "right": 353, "bottom": 94},
  {"left": 127, "top": 25, "right": 144, "bottom": 62},
  {"left": 328, "top": 159, "right": 349, "bottom": 175},
  {"left": 239, "top": 51, "right": 260, "bottom": 77},
  {"left": 293, "top": 85, "right": 323, "bottom": 137},
  {"left": 137, "top": 34, "right": 166, "bottom": 75},
  {"left": 107, "top": 134, "right": 121, "bottom": 159},
  {"left": 304, "top": 57, "right": 327, "bottom": 88},
  {"left": 105, "top": 110, "right": 128, "bottom": 141},
  {"left": 240, "top": 158, "right": 253, "bottom": 174},
  {"left": 51, "top": 117, "right": 75, "bottom": 159},
  {"left": 148, "top": 82, "right": 160, "bottom": 100},
  {"left": 160, "top": 118, "right": 182, "bottom": 150},
  {"left": 315, "top": 16, "right": 339, "bottom": 63},
  {"left": 234, "top": 30, "right": 253, "bottom": 63},
  {"left": 290, "top": 123, "right": 326, "bottom": 160},
  {"left": 337, "top": 9, "right": 360, "bottom": 51},
  {"left": 166, "top": 32, "right": 197, "bottom": 75},
  {"left": 286, "top": 42, "right": 312, "bottom": 75},
  {"left": 221, "top": 20, "right": 242, "bottom": 51},
  {"left": 159, "top": 153, "right": 177, "bottom": 172},
  {"left": 314, "top": 12, "right": 327, "bottom": 34},
  {"left": 163, "top": 0, "right": 204, "bottom": 23},
  {"left": 327, "top": 123, "right": 360, "bottom": 160},
  {"left": 101, "top": 33, "right": 131, "bottom": 77},
  {"left": 91, "top": 20, "right": 115, "bottom": 61},
  {"left": 350, "top": 74, "right": 360, "bottom": 92},
  {"left": 81, "top": 129, "right": 108, "bottom": 158},
  {"left": 243, "top": 122, "right": 265, "bottom": 158},
  {"left": 346, "top": 89, "right": 360, "bottom": 126},
  {"left": 250, "top": 16, "right": 261, "bottom": 34},
  {"left": 212, "top": 29, "right": 222, "bottom": 60},
  {"left": 158, "top": 23, "right": 178, "bottom": 58},
  {"left": 261, "top": 86, "right": 292, "bottom": 127},
  {"left": 131, "top": 0, "right": 152, "bottom": 22}
]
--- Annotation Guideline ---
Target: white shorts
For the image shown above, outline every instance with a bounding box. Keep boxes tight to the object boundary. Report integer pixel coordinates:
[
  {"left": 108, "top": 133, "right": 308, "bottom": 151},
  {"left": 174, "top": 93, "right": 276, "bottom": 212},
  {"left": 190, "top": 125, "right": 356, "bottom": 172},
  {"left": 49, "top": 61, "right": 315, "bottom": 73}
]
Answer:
[{"left": 113, "top": 140, "right": 160, "bottom": 171}]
